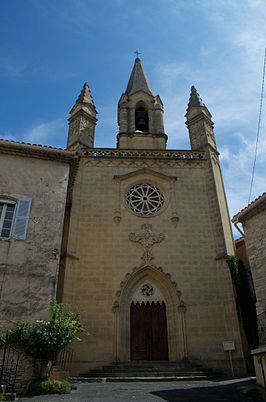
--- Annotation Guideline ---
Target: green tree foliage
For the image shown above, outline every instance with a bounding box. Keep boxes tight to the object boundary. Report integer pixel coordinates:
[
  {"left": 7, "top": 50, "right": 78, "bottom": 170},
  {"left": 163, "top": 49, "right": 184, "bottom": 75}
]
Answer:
[
  {"left": 227, "top": 254, "right": 259, "bottom": 351},
  {"left": 28, "top": 379, "right": 71, "bottom": 395},
  {"left": 8, "top": 301, "right": 85, "bottom": 362},
  {"left": 226, "top": 255, "right": 244, "bottom": 286}
]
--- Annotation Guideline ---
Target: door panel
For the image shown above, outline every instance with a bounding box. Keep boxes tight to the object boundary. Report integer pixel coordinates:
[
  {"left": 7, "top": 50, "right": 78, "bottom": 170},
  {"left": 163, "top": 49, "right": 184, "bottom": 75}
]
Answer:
[
  {"left": 130, "top": 302, "right": 147, "bottom": 360},
  {"left": 150, "top": 301, "right": 168, "bottom": 360},
  {"left": 130, "top": 301, "right": 168, "bottom": 360}
]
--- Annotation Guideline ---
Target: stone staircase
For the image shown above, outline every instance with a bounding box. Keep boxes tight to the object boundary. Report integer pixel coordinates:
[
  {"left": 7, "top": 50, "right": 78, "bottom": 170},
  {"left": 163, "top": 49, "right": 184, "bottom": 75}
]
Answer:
[{"left": 71, "top": 361, "right": 213, "bottom": 382}]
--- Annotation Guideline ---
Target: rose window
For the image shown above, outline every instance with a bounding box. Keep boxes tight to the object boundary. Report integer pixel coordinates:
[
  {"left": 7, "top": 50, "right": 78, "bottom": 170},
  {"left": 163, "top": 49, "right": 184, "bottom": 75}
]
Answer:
[{"left": 126, "top": 184, "right": 164, "bottom": 216}]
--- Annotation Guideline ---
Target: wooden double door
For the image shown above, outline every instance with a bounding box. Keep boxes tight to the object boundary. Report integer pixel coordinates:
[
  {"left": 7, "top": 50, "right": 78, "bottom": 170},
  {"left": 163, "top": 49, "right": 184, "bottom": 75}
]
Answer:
[{"left": 130, "top": 301, "right": 169, "bottom": 361}]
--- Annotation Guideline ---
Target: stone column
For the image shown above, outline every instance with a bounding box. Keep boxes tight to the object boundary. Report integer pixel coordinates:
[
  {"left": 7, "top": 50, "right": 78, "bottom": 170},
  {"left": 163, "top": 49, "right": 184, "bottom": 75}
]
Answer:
[
  {"left": 179, "top": 302, "right": 188, "bottom": 359},
  {"left": 113, "top": 301, "right": 120, "bottom": 362}
]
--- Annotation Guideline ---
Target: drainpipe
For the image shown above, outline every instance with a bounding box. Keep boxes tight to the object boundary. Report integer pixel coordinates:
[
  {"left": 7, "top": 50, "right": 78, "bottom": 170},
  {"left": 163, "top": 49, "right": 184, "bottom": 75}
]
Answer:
[{"left": 233, "top": 220, "right": 244, "bottom": 237}]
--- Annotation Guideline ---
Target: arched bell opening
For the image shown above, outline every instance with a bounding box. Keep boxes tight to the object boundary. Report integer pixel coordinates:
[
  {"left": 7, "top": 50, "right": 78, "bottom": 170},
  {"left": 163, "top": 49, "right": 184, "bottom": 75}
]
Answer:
[{"left": 135, "top": 106, "right": 149, "bottom": 132}]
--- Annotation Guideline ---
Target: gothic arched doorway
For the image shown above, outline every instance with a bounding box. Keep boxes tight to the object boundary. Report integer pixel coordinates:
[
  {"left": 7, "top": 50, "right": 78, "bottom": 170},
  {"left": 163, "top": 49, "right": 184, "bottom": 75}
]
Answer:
[
  {"left": 113, "top": 265, "right": 187, "bottom": 362},
  {"left": 130, "top": 301, "right": 168, "bottom": 360}
]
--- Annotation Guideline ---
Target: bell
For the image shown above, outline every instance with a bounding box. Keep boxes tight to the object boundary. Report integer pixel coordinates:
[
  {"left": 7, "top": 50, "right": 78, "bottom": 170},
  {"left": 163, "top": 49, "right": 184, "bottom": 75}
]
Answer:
[
  {"left": 135, "top": 109, "right": 148, "bottom": 131},
  {"left": 137, "top": 117, "right": 147, "bottom": 131}
]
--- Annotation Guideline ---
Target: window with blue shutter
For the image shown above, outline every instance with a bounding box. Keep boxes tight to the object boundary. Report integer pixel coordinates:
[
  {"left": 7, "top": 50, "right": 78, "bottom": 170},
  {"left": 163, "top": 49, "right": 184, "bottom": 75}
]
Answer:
[
  {"left": 0, "top": 201, "right": 16, "bottom": 238},
  {"left": 12, "top": 197, "right": 32, "bottom": 240}
]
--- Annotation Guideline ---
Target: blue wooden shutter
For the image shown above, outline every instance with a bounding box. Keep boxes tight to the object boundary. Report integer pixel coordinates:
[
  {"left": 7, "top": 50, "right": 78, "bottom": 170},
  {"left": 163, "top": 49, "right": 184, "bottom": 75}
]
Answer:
[{"left": 12, "top": 197, "right": 32, "bottom": 240}]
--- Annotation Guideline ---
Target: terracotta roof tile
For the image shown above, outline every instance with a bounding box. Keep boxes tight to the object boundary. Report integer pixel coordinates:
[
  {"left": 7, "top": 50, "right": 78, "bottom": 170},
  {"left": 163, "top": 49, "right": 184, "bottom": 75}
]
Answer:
[
  {"left": 0, "top": 138, "right": 66, "bottom": 151},
  {"left": 232, "top": 192, "right": 266, "bottom": 221}
]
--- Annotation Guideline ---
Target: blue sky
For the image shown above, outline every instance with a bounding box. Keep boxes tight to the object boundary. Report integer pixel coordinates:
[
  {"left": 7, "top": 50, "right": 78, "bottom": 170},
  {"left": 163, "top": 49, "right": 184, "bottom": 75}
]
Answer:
[{"left": 0, "top": 0, "right": 265, "bottom": 235}]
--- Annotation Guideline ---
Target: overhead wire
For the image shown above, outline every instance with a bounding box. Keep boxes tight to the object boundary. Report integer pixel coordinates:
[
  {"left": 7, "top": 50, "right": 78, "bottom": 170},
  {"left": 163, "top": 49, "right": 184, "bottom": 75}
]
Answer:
[{"left": 248, "top": 47, "right": 266, "bottom": 204}]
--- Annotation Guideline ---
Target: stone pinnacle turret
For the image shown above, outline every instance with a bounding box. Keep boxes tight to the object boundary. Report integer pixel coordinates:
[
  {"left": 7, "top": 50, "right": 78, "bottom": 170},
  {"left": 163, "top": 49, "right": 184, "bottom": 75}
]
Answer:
[
  {"left": 67, "top": 82, "right": 97, "bottom": 151},
  {"left": 185, "top": 86, "right": 215, "bottom": 151}
]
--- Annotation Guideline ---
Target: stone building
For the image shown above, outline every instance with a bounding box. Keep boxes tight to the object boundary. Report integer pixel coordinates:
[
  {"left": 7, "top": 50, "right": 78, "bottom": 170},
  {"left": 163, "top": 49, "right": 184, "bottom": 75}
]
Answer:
[
  {"left": 232, "top": 194, "right": 266, "bottom": 386},
  {"left": 232, "top": 193, "right": 266, "bottom": 346},
  {"left": 0, "top": 140, "right": 76, "bottom": 329},
  {"left": 57, "top": 58, "right": 246, "bottom": 375}
]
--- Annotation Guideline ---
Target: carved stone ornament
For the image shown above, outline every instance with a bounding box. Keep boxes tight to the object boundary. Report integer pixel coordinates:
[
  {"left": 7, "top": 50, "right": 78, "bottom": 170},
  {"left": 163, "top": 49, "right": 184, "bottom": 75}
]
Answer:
[
  {"left": 141, "top": 283, "right": 154, "bottom": 297},
  {"left": 129, "top": 224, "right": 165, "bottom": 265},
  {"left": 210, "top": 149, "right": 219, "bottom": 165}
]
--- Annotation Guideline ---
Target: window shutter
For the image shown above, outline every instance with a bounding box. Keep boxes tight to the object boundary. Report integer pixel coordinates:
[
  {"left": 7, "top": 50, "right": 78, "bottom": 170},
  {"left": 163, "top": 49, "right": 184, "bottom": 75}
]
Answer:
[{"left": 12, "top": 197, "right": 32, "bottom": 240}]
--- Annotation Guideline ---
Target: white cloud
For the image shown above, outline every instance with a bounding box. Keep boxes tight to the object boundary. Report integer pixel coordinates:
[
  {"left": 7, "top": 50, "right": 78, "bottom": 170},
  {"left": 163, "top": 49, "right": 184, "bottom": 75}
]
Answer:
[
  {"left": 219, "top": 145, "right": 231, "bottom": 163},
  {"left": 221, "top": 133, "right": 266, "bottom": 232},
  {"left": 0, "top": 131, "right": 18, "bottom": 142},
  {"left": 153, "top": 0, "right": 266, "bottom": 236},
  {"left": 23, "top": 119, "right": 67, "bottom": 148},
  {"left": 0, "top": 119, "right": 67, "bottom": 149},
  {"left": 0, "top": 55, "right": 27, "bottom": 77}
]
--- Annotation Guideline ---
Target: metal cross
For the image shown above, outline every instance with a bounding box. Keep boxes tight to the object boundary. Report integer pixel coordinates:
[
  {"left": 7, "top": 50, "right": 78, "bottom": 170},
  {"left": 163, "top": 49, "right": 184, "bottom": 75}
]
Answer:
[{"left": 134, "top": 50, "right": 141, "bottom": 57}]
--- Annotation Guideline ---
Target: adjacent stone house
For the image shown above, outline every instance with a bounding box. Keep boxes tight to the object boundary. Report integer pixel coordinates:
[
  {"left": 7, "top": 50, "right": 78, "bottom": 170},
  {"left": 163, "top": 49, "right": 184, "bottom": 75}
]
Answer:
[
  {"left": 232, "top": 194, "right": 266, "bottom": 386},
  {"left": 232, "top": 194, "right": 266, "bottom": 345},
  {"left": 0, "top": 140, "right": 76, "bottom": 330}
]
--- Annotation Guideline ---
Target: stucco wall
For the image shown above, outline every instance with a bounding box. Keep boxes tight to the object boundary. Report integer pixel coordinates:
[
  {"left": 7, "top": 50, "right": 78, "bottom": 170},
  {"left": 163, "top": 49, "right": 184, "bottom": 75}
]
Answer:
[{"left": 0, "top": 152, "right": 70, "bottom": 327}]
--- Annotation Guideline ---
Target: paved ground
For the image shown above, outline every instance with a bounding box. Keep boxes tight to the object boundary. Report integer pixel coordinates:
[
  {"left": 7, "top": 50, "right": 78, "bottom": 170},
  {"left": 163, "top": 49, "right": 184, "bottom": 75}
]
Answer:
[{"left": 17, "top": 378, "right": 266, "bottom": 402}]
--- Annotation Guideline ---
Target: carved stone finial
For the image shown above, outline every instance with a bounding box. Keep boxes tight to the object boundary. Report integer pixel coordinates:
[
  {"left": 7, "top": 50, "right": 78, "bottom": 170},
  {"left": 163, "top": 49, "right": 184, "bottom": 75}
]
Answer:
[
  {"left": 113, "top": 214, "right": 121, "bottom": 224},
  {"left": 178, "top": 300, "right": 186, "bottom": 313},
  {"left": 187, "top": 86, "right": 205, "bottom": 110},
  {"left": 171, "top": 216, "right": 179, "bottom": 227},
  {"left": 76, "top": 82, "right": 95, "bottom": 106},
  {"left": 129, "top": 224, "right": 165, "bottom": 265},
  {"left": 112, "top": 300, "right": 119, "bottom": 312}
]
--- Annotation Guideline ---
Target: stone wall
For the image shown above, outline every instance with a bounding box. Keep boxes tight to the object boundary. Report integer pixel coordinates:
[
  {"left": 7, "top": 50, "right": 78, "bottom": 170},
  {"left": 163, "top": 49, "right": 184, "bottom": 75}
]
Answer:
[
  {"left": 61, "top": 154, "right": 245, "bottom": 375},
  {"left": 243, "top": 207, "right": 266, "bottom": 345}
]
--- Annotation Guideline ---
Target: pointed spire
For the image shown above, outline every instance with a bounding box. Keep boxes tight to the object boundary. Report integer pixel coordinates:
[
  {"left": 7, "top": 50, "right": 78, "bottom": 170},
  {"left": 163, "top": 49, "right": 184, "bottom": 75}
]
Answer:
[
  {"left": 125, "top": 58, "right": 154, "bottom": 96},
  {"left": 76, "top": 82, "right": 95, "bottom": 106},
  {"left": 187, "top": 86, "right": 205, "bottom": 110}
]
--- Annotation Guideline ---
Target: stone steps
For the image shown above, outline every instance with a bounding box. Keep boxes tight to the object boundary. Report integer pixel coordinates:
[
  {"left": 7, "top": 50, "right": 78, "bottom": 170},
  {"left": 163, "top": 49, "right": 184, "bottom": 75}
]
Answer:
[
  {"left": 72, "top": 360, "right": 212, "bottom": 383},
  {"left": 77, "top": 372, "right": 206, "bottom": 378},
  {"left": 71, "top": 375, "right": 207, "bottom": 383}
]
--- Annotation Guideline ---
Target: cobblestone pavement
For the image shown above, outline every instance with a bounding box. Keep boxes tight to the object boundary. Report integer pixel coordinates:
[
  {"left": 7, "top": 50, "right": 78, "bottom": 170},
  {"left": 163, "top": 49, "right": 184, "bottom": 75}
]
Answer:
[{"left": 17, "top": 378, "right": 266, "bottom": 402}]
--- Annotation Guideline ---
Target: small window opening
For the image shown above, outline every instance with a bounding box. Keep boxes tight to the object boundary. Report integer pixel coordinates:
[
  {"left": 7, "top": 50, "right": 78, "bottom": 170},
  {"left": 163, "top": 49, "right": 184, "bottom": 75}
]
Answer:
[
  {"left": 135, "top": 107, "right": 149, "bottom": 132},
  {"left": 0, "top": 201, "right": 16, "bottom": 238}
]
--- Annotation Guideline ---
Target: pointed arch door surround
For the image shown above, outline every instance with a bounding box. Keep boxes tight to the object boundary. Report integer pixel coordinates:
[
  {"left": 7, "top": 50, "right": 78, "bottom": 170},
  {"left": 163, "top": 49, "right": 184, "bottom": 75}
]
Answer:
[{"left": 113, "top": 265, "right": 187, "bottom": 362}]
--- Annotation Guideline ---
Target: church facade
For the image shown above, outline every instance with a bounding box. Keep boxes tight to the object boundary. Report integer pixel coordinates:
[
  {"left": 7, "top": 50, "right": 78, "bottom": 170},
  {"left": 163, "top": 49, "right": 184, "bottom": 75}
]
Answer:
[{"left": 57, "top": 58, "right": 246, "bottom": 375}]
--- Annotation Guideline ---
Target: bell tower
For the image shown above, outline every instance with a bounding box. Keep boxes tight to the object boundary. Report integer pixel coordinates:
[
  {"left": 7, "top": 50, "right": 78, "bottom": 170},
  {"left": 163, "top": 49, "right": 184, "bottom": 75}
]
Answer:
[{"left": 117, "top": 58, "right": 167, "bottom": 149}]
